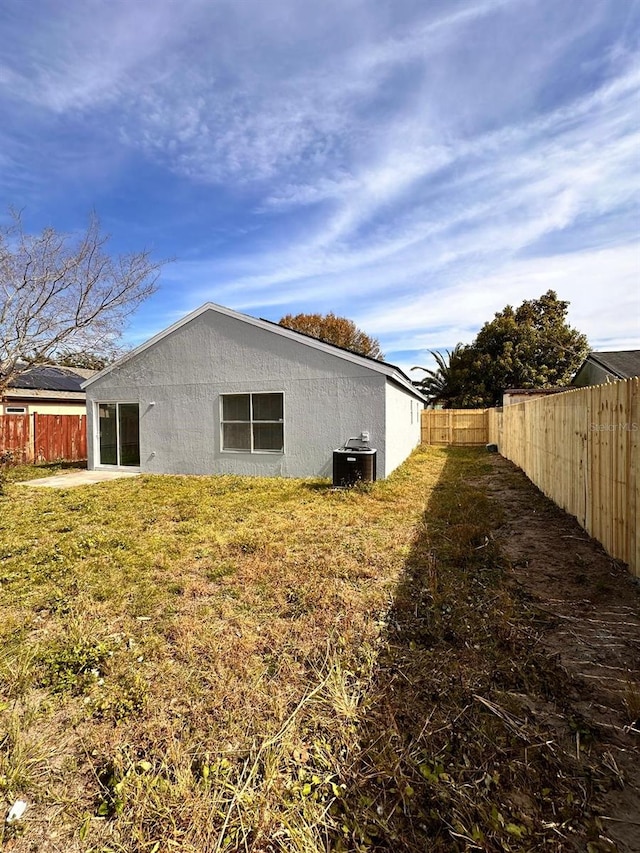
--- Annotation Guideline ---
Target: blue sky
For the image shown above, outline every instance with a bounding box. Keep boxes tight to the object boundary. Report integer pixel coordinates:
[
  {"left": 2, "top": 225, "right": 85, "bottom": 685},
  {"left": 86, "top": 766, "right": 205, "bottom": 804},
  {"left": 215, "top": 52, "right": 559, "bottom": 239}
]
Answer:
[{"left": 1, "top": 0, "right": 639, "bottom": 373}]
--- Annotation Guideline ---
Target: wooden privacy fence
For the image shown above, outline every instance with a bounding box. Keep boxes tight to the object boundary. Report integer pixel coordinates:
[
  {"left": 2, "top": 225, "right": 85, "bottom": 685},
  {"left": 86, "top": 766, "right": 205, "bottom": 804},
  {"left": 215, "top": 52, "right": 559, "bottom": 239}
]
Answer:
[
  {"left": 0, "top": 414, "right": 87, "bottom": 464},
  {"left": 421, "top": 408, "right": 489, "bottom": 445},
  {"left": 0, "top": 414, "right": 31, "bottom": 463},
  {"left": 489, "top": 379, "right": 639, "bottom": 578}
]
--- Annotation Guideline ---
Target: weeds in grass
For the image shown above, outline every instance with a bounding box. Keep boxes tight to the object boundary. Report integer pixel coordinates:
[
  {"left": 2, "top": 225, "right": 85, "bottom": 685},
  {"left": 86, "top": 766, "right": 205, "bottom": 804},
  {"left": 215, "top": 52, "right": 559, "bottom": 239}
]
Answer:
[
  {"left": 1, "top": 456, "right": 439, "bottom": 850},
  {"left": 0, "top": 448, "right": 629, "bottom": 850},
  {"left": 38, "top": 635, "right": 114, "bottom": 695},
  {"left": 322, "top": 451, "right": 622, "bottom": 851}
]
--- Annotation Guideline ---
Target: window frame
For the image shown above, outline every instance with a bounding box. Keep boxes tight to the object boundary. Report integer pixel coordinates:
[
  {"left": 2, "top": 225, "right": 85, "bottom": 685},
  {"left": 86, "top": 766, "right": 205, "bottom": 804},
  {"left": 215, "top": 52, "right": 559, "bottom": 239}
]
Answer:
[
  {"left": 4, "top": 406, "right": 27, "bottom": 414},
  {"left": 220, "top": 392, "right": 285, "bottom": 454}
]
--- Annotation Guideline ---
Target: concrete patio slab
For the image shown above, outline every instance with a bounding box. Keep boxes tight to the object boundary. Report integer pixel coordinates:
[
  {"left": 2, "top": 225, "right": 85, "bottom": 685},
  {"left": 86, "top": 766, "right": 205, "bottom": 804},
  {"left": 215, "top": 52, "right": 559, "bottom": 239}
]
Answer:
[{"left": 17, "top": 470, "right": 140, "bottom": 488}]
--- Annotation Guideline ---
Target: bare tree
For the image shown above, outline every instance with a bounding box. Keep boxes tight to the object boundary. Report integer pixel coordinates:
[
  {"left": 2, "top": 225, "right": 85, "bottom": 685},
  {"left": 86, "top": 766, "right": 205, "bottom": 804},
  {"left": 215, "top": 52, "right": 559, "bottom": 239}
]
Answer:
[{"left": 0, "top": 210, "right": 167, "bottom": 393}]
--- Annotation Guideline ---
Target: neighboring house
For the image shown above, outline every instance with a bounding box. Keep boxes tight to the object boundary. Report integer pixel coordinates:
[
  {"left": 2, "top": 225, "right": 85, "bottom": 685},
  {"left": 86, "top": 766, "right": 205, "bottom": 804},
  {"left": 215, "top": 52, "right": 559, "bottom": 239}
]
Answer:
[
  {"left": 572, "top": 351, "right": 640, "bottom": 387},
  {"left": 2, "top": 365, "right": 95, "bottom": 415},
  {"left": 82, "top": 302, "right": 425, "bottom": 478}
]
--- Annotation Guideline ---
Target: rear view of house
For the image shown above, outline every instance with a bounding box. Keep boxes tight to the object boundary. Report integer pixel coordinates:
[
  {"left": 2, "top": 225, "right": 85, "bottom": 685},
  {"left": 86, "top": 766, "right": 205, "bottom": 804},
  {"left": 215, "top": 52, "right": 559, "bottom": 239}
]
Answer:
[{"left": 82, "top": 303, "right": 424, "bottom": 479}]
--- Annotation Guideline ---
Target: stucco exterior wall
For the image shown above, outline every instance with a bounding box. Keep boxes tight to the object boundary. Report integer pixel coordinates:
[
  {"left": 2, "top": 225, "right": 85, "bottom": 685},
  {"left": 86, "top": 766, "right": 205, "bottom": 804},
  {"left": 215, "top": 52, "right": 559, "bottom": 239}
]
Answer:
[
  {"left": 86, "top": 310, "right": 390, "bottom": 478},
  {"left": 384, "top": 381, "right": 423, "bottom": 477}
]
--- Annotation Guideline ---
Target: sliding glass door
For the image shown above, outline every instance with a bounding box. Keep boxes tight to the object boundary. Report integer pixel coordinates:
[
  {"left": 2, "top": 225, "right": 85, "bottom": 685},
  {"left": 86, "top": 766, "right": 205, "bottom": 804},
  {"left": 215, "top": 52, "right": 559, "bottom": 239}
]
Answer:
[{"left": 98, "top": 403, "right": 140, "bottom": 467}]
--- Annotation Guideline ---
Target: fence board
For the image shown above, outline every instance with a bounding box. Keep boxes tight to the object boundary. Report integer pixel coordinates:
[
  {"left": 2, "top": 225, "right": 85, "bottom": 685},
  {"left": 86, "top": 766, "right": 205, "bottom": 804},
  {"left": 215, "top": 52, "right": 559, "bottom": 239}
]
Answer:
[
  {"left": 495, "top": 379, "right": 638, "bottom": 578},
  {"left": 0, "top": 414, "right": 33, "bottom": 462}
]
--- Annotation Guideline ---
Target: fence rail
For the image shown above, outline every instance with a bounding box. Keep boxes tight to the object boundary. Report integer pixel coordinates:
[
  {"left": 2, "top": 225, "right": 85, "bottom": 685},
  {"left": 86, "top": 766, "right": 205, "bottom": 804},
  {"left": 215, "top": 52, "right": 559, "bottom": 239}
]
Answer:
[
  {"left": 421, "top": 408, "right": 489, "bottom": 445},
  {"left": 0, "top": 414, "right": 87, "bottom": 464}
]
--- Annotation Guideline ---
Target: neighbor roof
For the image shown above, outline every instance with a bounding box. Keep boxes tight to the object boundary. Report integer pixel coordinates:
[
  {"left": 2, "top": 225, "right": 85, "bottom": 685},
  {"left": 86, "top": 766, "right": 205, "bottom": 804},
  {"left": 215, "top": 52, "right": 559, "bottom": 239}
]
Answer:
[
  {"left": 82, "top": 302, "right": 426, "bottom": 401},
  {"left": 7, "top": 365, "right": 94, "bottom": 393},
  {"left": 574, "top": 350, "right": 640, "bottom": 382}
]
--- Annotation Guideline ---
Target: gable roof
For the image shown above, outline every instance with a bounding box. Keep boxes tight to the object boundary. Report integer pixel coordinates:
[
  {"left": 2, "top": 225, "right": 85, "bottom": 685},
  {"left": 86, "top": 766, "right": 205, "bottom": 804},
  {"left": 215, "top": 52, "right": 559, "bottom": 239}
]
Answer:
[
  {"left": 82, "top": 302, "right": 426, "bottom": 401},
  {"left": 574, "top": 350, "right": 640, "bottom": 382}
]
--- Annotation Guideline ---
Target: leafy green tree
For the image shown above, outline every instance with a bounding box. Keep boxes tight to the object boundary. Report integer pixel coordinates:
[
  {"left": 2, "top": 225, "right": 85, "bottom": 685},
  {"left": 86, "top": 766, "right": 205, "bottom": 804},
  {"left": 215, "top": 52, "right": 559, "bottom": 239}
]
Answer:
[
  {"left": 465, "top": 290, "right": 589, "bottom": 406},
  {"left": 414, "top": 291, "right": 589, "bottom": 408},
  {"left": 278, "top": 312, "right": 383, "bottom": 359}
]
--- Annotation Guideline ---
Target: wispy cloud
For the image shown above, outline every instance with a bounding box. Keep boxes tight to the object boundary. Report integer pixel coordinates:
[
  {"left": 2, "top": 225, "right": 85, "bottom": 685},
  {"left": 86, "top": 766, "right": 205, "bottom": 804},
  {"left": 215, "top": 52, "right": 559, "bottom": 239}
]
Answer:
[
  {"left": 172, "top": 59, "right": 639, "bottom": 305},
  {"left": 0, "top": 0, "right": 637, "bottom": 373},
  {"left": 0, "top": 1, "right": 208, "bottom": 112}
]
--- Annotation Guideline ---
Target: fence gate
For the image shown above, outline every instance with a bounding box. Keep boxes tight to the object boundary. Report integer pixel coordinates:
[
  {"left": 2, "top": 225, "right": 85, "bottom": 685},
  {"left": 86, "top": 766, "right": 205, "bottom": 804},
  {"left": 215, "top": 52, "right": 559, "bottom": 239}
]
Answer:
[{"left": 421, "top": 409, "right": 489, "bottom": 446}]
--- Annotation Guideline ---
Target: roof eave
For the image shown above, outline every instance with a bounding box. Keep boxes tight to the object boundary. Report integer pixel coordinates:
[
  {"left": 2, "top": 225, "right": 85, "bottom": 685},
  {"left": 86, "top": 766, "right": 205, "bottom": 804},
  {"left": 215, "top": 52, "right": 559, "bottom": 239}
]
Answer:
[{"left": 82, "top": 302, "right": 424, "bottom": 392}]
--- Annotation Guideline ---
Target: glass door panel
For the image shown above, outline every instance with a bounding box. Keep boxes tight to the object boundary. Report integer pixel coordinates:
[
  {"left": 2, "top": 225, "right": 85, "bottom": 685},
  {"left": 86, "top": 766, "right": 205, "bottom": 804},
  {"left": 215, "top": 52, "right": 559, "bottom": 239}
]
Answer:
[
  {"left": 98, "top": 403, "right": 117, "bottom": 465},
  {"left": 118, "top": 404, "right": 140, "bottom": 466}
]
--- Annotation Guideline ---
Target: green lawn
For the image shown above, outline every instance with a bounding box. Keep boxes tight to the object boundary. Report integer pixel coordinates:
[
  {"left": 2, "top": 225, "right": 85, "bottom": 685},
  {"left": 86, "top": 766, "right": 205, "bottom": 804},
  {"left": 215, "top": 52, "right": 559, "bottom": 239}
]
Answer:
[{"left": 0, "top": 448, "right": 608, "bottom": 851}]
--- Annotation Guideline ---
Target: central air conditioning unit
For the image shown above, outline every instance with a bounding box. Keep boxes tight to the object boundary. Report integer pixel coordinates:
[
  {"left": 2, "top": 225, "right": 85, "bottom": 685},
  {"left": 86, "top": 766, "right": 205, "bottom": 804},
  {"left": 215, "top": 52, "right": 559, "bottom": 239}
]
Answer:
[{"left": 332, "top": 436, "right": 377, "bottom": 487}]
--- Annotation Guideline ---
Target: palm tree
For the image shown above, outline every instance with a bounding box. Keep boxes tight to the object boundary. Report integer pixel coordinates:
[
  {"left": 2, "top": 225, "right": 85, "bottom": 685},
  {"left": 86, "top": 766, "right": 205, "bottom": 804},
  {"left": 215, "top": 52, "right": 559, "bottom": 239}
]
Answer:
[{"left": 412, "top": 345, "right": 465, "bottom": 407}]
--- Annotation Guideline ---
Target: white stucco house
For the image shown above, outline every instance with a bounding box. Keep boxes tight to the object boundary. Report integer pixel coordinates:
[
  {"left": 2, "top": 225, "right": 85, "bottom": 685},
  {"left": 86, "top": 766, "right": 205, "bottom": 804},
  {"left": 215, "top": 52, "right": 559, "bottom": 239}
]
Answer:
[{"left": 82, "top": 303, "right": 425, "bottom": 479}]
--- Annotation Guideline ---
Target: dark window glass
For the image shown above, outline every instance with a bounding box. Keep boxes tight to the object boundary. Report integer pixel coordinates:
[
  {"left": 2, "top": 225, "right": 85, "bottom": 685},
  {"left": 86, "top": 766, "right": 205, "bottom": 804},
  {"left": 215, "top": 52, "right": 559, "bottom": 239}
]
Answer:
[
  {"left": 99, "top": 403, "right": 118, "bottom": 465},
  {"left": 252, "top": 393, "right": 283, "bottom": 421},
  {"left": 118, "top": 403, "right": 140, "bottom": 466},
  {"left": 221, "top": 393, "right": 284, "bottom": 452},
  {"left": 253, "top": 422, "right": 284, "bottom": 451},
  {"left": 99, "top": 402, "right": 139, "bottom": 466},
  {"left": 222, "top": 394, "right": 250, "bottom": 421},
  {"left": 222, "top": 422, "right": 251, "bottom": 451}
]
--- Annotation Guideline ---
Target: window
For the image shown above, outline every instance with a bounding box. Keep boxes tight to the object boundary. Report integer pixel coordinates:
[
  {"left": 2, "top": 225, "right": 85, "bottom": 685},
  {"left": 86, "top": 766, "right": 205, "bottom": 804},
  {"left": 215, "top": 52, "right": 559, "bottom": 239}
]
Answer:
[
  {"left": 5, "top": 406, "right": 27, "bottom": 414},
  {"left": 221, "top": 393, "right": 284, "bottom": 453}
]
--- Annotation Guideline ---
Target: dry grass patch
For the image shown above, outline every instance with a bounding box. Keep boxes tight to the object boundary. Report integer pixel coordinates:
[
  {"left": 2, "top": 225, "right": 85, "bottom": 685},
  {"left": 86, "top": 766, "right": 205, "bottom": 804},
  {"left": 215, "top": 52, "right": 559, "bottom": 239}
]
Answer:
[
  {"left": 1, "top": 449, "right": 625, "bottom": 851},
  {"left": 0, "top": 450, "right": 446, "bottom": 851}
]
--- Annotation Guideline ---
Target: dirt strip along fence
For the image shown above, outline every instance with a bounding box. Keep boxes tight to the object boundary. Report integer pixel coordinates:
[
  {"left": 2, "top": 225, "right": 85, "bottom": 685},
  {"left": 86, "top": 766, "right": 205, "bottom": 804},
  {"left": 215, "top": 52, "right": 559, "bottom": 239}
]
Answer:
[
  {"left": 0, "top": 413, "right": 87, "bottom": 464},
  {"left": 489, "top": 378, "right": 639, "bottom": 578},
  {"left": 421, "top": 408, "right": 489, "bottom": 446}
]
